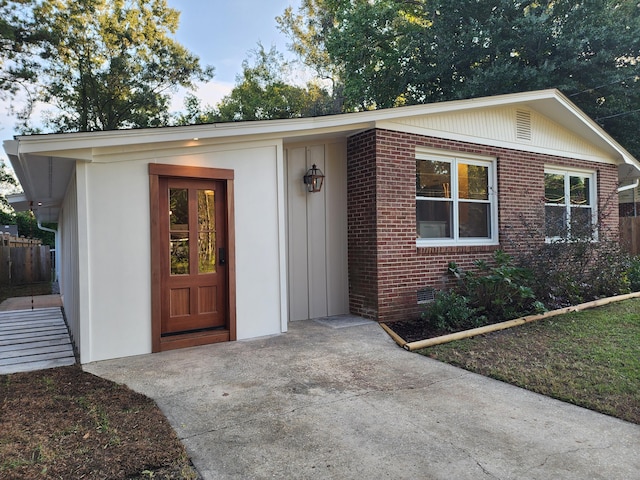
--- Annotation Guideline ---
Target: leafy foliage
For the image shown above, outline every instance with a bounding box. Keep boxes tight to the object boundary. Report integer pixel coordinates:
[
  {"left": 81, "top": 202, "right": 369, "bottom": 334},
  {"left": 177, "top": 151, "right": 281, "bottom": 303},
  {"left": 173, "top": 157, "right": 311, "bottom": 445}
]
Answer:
[
  {"left": 625, "top": 256, "right": 640, "bottom": 292},
  {"left": 450, "top": 250, "right": 546, "bottom": 323},
  {"left": 422, "top": 290, "right": 485, "bottom": 333},
  {"left": 215, "top": 44, "right": 335, "bottom": 121},
  {"left": 174, "top": 44, "right": 336, "bottom": 124},
  {"left": 0, "top": 160, "right": 18, "bottom": 211},
  {"left": 29, "top": 0, "right": 213, "bottom": 132},
  {"left": 0, "top": 0, "right": 47, "bottom": 119},
  {"left": 280, "top": 0, "right": 640, "bottom": 156}
]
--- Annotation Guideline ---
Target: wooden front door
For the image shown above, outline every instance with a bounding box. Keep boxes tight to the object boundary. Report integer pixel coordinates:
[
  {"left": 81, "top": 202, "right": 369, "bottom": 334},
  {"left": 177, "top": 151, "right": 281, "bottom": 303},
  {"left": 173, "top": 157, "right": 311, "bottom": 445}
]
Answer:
[
  {"left": 160, "top": 178, "right": 227, "bottom": 334},
  {"left": 150, "top": 164, "right": 236, "bottom": 352}
]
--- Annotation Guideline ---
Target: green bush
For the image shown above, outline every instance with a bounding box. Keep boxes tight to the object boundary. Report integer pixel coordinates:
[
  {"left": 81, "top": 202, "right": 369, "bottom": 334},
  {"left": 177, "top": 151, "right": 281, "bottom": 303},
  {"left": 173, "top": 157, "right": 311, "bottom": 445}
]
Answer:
[
  {"left": 450, "top": 250, "right": 545, "bottom": 322},
  {"left": 625, "top": 255, "right": 640, "bottom": 292},
  {"left": 422, "top": 290, "right": 486, "bottom": 333},
  {"left": 518, "top": 238, "right": 631, "bottom": 308}
]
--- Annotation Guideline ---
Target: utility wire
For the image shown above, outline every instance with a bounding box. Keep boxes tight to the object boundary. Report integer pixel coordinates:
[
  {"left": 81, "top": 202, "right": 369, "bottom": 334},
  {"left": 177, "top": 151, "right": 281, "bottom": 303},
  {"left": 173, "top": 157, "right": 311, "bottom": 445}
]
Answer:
[
  {"left": 595, "top": 107, "right": 640, "bottom": 121},
  {"left": 569, "top": 74, "right": 640, "bottom": 97}
]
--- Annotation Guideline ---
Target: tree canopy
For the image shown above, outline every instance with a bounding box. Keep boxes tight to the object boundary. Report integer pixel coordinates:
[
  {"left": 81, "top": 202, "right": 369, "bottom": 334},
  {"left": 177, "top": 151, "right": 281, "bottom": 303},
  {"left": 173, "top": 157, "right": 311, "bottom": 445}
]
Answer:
[
  {"left": 27, "top": 0, "right": 213, "bottom": 132},
  {"left": 174, "top": 44, "right": 335, "bottom": 125},
  {"left": 279, "top": 0, "right": 640, "bottom": 156}
]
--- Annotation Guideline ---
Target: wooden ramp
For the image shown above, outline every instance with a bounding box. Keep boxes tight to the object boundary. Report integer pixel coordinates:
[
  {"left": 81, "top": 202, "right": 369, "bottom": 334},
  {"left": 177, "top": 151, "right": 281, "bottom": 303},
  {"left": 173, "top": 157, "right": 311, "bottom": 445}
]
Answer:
[{"left": 0, "top": 307, "right": 75, "bottom": 375}]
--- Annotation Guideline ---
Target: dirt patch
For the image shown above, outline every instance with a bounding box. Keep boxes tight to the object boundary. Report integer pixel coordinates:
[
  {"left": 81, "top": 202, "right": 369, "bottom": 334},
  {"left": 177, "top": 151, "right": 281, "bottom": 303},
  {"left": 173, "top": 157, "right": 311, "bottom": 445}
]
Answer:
[{"left": 0, "top": 365, "right": 198, "bottom": 479}]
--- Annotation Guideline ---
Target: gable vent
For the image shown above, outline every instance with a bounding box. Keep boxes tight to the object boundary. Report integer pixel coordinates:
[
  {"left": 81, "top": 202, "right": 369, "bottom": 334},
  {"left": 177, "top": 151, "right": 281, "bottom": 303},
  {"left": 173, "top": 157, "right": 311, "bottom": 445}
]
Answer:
[
  {"left": 417, "top": 287, "right": 436, "bottom": 305},
  {"left": 515, "top": 110, "right": 532, "bottom": 141}
]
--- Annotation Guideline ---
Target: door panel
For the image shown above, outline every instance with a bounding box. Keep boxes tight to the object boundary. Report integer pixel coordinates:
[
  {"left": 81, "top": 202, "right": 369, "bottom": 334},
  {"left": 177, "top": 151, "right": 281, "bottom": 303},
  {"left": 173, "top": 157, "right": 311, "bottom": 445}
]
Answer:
[{"left": 160, "top": 177, "right": 227, "bottom": 335}]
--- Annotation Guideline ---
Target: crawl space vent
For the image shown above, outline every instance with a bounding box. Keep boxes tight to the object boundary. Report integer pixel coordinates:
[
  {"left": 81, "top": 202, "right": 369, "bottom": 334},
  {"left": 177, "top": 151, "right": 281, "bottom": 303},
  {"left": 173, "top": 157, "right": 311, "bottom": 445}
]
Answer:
[
  {"left": 417, "top": 287, "right": 436, "bottom": 305},
  {"left": 515, "top": 110, "right": 532, "bottom": 141}
]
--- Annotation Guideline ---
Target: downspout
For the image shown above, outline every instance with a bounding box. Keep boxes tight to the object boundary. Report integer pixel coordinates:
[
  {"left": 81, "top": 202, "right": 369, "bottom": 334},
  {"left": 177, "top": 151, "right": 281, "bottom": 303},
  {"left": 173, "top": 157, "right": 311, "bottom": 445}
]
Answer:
[
  {"left": 37, "top": 220, "right": 59, "bottom": 283},
  {"left": 617, "top": 179, "right": 639, "bottom": 193}
]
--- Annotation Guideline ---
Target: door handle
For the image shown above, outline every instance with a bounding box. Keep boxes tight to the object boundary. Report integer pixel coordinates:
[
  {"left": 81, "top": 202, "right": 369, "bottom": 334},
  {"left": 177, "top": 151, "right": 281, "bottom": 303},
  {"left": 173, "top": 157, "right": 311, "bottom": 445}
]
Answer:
[{"left": 219, "top": 247, "right": 226, "bottom": 266}]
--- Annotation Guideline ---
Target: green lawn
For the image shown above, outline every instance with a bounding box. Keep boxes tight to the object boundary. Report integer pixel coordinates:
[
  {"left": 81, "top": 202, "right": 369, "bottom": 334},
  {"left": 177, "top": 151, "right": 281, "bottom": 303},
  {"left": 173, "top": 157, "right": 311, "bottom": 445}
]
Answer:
[{"left": 420, "top": 298, "right": 640, "bottom": 424}]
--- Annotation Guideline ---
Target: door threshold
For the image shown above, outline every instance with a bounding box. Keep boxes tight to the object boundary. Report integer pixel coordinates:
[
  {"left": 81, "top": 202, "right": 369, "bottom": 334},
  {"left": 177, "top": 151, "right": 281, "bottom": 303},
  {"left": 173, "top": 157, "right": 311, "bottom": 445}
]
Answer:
[{"left": 158, "top": 329, "right": 230, "bottom": 352}]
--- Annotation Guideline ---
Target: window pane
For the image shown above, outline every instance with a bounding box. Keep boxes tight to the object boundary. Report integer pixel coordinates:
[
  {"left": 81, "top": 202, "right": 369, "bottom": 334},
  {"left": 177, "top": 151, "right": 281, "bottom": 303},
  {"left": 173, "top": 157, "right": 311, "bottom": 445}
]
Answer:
[
  {"left": 198, "top": 189, "right": 215, "bottom": 229},
  {"left": 545, "top": 205, "right": 566, "bottom": 237},
  {"left": 416, "top": 160, "right": 451, "bottom": 198},
  {"left": 198, "top": 232, "right": 216, "bottom": 273},
  {"left": 197, "top": 189, "right": 217, "bottom": 274},
  {"left": 417, "top": 200, "right": 452, "bottom": 238},
  {"left": 459, "top": 202, "right": 490, "bottom": 237},
  {"left": 458, "top": 163, "right": 489, "bottom": 200},
  {"left": 545, "top": 173, "right": 565, "bottom": 204},
  {"left": 570, "top": 207, "right": 593, "bottom": 238},
  {"left": 169, "top": 189, "right": 189, "bottom": 230},
  {"left": 570, "top": 176, "right": 590, "bottom": 205},
  {"left": 170, "top": 232, "right": 189, "bottom": 275}
]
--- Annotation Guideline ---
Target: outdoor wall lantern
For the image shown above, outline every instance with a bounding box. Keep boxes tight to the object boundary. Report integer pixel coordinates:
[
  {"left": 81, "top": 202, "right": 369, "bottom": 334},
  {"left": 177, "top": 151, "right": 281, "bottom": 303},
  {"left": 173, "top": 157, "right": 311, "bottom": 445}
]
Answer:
[{"left": 303, "top": 164, "right": 325, "bottom": 193}]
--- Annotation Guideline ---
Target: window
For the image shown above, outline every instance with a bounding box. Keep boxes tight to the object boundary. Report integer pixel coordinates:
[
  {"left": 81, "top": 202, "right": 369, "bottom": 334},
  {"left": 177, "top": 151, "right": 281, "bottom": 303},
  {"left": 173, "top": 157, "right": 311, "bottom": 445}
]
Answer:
[
  {"left": 544, "top": 168, "right": 596, "bottom": 240},
  {"left": 416, "top": 151, "right": 497, "bottom": 246}
]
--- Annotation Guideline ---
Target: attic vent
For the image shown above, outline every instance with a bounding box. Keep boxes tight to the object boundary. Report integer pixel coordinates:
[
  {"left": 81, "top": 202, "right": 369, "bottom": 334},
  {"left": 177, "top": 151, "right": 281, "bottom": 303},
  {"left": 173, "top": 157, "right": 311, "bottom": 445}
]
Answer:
[
  {"left": 515, "top": 110, "right": 532, "bottom": 141},
  {"left": 417, "top": 287, "right": 436, "bottom": 305}
]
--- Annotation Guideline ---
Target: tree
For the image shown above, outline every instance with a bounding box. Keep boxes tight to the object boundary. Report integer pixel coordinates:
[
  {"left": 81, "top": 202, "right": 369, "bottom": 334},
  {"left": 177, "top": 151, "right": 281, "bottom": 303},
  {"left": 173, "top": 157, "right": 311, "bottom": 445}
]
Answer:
[
  {"left": 280, "top": 0, "right": 640, "bottom": 156},
  {"left": 0, "top": 160, "right": 18, "bottom": 212},
  {"left": 30, "top": 0, "right": 213, "bottom": 132},
  {"left": 216, "top": 45, "right": 333, "bottom": 121},
  {"left": 174, "top": 44, "right": 334, "bottom": 124},
  {"left": 0, "top": 0, "right": 47, "bottom": 118},
  {"left": 276, "top": 0, "right": 345, "bottom": 112}
]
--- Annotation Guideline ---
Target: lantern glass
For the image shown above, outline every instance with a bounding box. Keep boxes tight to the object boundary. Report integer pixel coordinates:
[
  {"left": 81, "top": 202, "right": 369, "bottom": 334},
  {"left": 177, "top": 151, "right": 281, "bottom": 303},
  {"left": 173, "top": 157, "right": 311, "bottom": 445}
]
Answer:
[{"left": 303, "top": 164, "right": 325, "bottom": 193}]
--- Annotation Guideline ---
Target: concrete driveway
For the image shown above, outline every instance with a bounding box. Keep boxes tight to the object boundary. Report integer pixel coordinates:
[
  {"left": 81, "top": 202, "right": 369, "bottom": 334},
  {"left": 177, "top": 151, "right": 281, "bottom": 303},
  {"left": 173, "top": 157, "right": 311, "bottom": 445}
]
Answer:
[{"left": 85, "top": 317, "right": 640, "bottom": 480}]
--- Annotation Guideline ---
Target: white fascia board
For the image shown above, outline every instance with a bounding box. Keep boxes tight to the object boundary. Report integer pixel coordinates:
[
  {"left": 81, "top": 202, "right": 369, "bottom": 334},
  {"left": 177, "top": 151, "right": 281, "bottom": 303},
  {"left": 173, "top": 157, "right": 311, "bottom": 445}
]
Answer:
[
  {"left": 9, "top": 90, "right": 562, "bottom": 156},
  {"left": 8, "top": 88, "right": 639, "bottom": 173}
]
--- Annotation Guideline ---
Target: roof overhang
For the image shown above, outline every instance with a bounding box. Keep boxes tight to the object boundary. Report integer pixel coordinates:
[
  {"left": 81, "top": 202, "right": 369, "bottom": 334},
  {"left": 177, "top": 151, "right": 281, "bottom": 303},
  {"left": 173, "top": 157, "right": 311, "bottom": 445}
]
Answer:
[{"left": 5, "top": 89, "right": 640, "bottom": 223}]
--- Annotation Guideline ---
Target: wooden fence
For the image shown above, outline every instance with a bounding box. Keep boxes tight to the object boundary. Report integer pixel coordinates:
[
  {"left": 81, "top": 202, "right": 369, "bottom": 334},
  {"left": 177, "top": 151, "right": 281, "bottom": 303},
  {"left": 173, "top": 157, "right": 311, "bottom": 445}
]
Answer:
[
  {"left": 0, "top": 235, "right": 51, "bottom": 285},
  {"left": 620, "top": 217, "right": 640, "bottom": 255},
  {"left": 0, "top": 233, "right": 42, "bottom": 247}
]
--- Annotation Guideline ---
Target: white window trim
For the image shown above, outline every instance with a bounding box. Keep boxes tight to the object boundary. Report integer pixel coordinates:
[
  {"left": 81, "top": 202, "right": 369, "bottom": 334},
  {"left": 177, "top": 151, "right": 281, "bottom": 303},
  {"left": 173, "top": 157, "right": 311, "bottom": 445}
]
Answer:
[
  {"left": 416, "top": 148, "right": 499, "bottom": 247},
  {"left": 544, "top": 166, "right": 598, "bottom": 242}
]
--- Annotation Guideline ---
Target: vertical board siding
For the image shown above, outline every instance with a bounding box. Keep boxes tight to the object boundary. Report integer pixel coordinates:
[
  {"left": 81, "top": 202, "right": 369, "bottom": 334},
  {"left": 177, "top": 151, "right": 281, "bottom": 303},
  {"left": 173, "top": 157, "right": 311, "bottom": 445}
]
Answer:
[
  {"left": 286, "top": 141, "right": 349, "bottom": 321},
  {"left": 60, "top": 168, "right": 81, "bottom": 352},
  {"left": 306, "top": 144, "right": 328, "bottom": 319}
]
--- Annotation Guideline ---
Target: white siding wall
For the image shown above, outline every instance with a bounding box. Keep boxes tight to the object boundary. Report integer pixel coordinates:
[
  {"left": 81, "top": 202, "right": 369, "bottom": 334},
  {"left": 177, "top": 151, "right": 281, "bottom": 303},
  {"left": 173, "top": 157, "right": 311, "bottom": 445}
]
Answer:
[
  {"left": 79, "top": 141, "right": 286, "bottom": 363},
  {"left": 286, "top": 141, "right": 349, "bottom": 321},
  {"left": 59, "top": 167, "right": 81, "bottom": 353}
]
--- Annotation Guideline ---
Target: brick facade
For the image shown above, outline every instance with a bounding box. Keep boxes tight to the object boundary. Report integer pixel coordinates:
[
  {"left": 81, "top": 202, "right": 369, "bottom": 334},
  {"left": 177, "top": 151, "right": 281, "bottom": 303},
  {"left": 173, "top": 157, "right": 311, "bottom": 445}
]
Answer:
[{"left": 347, "top": 129, "right": 620, "bottom": 323}]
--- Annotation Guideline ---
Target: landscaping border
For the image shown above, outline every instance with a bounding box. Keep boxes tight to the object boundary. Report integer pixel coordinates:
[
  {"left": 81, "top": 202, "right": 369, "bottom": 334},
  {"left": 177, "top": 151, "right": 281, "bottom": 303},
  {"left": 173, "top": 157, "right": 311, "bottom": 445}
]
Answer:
[{"left": 382, "top": 291, "right": 640, "bottom": 351}]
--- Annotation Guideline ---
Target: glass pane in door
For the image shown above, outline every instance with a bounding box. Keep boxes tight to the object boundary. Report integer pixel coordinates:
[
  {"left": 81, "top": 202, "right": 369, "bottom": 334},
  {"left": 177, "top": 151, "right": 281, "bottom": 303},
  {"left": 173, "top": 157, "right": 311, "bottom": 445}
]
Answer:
[
  {"left": 198, "top": 189, "right": 216, "bottom": 273},
  {"left": 169, "top": 188, "right": 189, "bottom": 275}
]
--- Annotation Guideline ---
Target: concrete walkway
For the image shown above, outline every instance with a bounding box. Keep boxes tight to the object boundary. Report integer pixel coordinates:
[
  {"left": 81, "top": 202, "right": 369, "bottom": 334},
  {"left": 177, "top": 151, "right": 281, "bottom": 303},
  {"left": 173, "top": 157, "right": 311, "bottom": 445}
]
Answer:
[{"left": 85, "top": 317, "right": 640, "bottom": 480}]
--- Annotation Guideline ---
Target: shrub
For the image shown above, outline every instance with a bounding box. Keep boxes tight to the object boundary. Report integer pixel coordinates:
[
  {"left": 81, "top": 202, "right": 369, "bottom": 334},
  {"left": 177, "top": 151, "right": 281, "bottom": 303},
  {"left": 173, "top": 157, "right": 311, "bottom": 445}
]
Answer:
[
  {"left": 625, "top": 255, "right": 640, "bottom": 292},
  {"left": 422, "top": 290, "right": 486, "bottom": 332},
  {"left": 518, "top": 237, "right": 631, "bottom": 309},
  {"left": 450, "top": 250, "right": 545, "bottom": 322}
]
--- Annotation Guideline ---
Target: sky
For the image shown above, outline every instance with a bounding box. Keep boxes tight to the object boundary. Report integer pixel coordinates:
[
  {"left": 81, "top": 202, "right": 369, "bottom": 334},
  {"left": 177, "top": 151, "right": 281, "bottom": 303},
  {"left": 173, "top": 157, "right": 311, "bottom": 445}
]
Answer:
[{"left": 0, "top": 0, "right": 300, "bottom": 168}]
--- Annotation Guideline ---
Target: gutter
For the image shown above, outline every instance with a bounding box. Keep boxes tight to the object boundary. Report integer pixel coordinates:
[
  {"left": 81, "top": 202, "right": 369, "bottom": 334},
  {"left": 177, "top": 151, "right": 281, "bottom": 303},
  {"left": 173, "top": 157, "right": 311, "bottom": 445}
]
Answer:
[{"left": 617, "top": 179, "right": 639, "bottom": 193}]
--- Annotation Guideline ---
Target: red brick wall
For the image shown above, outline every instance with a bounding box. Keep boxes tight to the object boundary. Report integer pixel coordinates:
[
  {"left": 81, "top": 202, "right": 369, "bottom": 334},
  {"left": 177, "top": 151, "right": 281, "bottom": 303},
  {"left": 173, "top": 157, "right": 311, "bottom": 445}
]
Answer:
[
  {"left": 347, "top": 130, "right": 379, "bottom": 318},
  {"left": 347, "top": 128, "right": 620, "bottom": 322}
]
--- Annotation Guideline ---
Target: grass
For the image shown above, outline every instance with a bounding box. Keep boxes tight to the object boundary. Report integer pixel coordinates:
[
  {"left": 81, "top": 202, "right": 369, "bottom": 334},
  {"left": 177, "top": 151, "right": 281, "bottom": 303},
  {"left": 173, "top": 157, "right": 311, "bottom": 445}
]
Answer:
[
  {"left": 0, "top": 366, "right": 198, "bottom": 479},
  {"left": 0, "top": 282, "right": 52, "bottom": 304},
  {"left": 419, "top": 298, "right": 640, "bottom": 424}
]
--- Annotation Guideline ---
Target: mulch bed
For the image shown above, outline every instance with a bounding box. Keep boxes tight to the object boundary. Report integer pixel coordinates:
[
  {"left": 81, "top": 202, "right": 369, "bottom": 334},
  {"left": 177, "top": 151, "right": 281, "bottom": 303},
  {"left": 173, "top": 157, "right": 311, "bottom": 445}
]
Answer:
[
  {"left": 383, "top": 318, "right": 454, "bottom": 343},
  {"left": 0, "top": 365, "right": 197, "bottom": 479}
]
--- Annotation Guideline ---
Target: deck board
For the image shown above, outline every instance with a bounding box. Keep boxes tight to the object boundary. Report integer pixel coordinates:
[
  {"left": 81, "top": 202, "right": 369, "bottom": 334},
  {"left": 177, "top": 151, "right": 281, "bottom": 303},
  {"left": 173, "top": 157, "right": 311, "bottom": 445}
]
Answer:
[{"left": 0, "top": 307, "right": 75, "bottom": 374}]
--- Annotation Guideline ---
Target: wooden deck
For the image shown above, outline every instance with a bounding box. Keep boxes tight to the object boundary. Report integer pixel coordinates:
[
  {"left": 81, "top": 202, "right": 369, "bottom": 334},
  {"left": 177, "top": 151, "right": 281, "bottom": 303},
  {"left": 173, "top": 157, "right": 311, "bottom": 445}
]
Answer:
[{"left": 0, "top": 307, "right": 75, "bottom": 375}]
